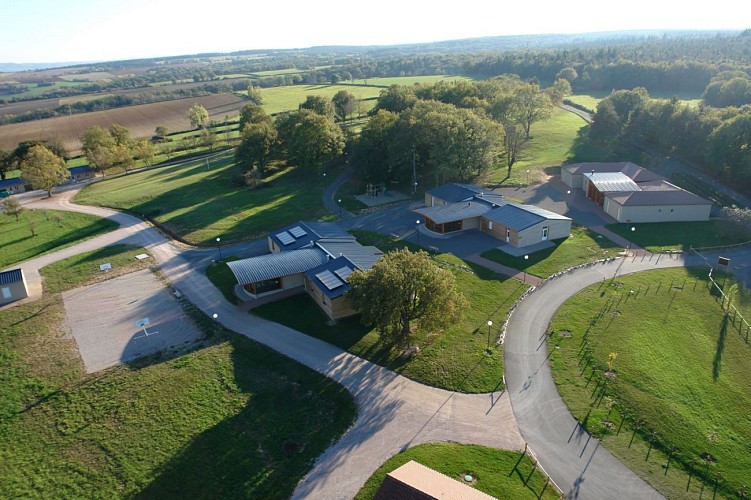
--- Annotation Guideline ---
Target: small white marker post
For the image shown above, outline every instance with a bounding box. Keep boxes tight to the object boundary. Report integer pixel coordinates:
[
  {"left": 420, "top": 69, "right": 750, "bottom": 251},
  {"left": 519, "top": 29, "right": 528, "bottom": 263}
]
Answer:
[
  {"left": 99, "top": 263, "right": 112, "bottom": 272},
  {"left": 134, "top": 317, "right": 159, "bottom": 340}
]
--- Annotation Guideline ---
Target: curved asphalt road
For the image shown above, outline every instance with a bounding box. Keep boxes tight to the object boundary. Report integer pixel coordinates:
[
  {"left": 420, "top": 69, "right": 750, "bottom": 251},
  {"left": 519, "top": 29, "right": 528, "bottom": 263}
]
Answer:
[
  {"left": 10, "top": 183, "right": 750, "bottom": 500},
  {"left": 10, "top": 189, "right": 524, "bottom": 500}
]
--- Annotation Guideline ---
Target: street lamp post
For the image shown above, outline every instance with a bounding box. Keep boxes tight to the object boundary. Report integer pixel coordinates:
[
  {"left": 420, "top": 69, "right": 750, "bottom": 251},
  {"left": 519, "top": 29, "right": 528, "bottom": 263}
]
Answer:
[
  {"left": 416, "top": 220, "right": 421, "bottom": 245},
  {"left": 523, "top": 254, "right": 529, "bottom": 283},
  {"left": 216, "top": 237, "right": 222, "bottom": 260},
  {"left": 212, "top": 313, "right": 219, "bottom": 335},
  {"left": 487, "top": 320, "right": 493, "bottom": 352},
  {"left": 338, "top": 198, "right": 342, "bottom": 218},
  {"left": 526, "top": 169, "right": 530, "bottom": 184}
]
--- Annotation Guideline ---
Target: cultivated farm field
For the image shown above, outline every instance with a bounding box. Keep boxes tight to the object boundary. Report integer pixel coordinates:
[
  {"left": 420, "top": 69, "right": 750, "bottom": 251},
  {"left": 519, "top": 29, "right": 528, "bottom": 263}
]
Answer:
[{"left": 0, "top": 93, "right": 247, "bottom": 154}]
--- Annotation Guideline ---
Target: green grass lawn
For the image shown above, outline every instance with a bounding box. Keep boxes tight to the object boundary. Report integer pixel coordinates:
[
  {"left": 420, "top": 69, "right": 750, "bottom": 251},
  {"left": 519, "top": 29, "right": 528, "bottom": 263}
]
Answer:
[
  {"left": 606, "top": 220, "right": 751, "bottom": 252},
  {"left": 0, "top": 208, "right": 118, "bottom": 268},
  {"left": 481, "top": 226, "right": 623, "bottom": 278},
  {"left": 346, "top": 75, "right": 473, "bottom": 87},
  {"left": 74, "top": 150, "right": 335, "bottom": 246},
  {"left": 252, "top": 236, "right": 528, "bottom": 393},
  {"left": 0, "top": 245, "right": 355, "bottom": 498},
  {"left": 548, "top": 267, "right": 751, "bottom": 498},
  {"left": 355, "top": 442, "right": 558, "bottom": 499},
  {"left": 259, "top": 84, "right": 382, "bottom": 115},
  {"left": 488, "top": 107, "right": 590, "bottom": 185}
]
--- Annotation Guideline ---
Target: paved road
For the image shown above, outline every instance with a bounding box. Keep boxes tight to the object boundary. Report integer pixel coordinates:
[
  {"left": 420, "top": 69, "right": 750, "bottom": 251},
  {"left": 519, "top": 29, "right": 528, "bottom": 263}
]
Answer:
[
  {"left": 8, "top": 179, "right": 750, "bottom": 500},
  {"left": 8, "top": 188, "right": 525, "bottom": 500}
]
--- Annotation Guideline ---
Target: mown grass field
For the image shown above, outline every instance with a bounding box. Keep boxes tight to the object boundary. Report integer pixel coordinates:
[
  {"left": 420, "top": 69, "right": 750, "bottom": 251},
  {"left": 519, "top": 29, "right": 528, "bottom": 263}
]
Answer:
[
  {"left": 606, "top": 220, "right": 751, "bottom": 252},
  {"left": 259, "top": 84, "right": 381, "bottom": 115},
  {"left": 347, "top": 75, "right": 473, "bottom": 87},
  {"left": 252, "top": 235, "right": 528, "bottom": 393},
  {"left": 548, "top": 267, "right": 751, "bottom": 498},
  {"left": 488, "top": 107, "right": 590, "bottom": 185},
  {"left": 0, "top": 208, "right": 118, "bottom": 268},
  {"left": 481, "top": 226, "right": 623, "bottom": 278},
  {"left": 0, "top": 245, "right": 355, "bottom": 499},
  {"left": 355, "top": 443, "right": 558, "bottom": 499},
  {"left": 74, "top": 151, "right": 334, "bottom": 245}
]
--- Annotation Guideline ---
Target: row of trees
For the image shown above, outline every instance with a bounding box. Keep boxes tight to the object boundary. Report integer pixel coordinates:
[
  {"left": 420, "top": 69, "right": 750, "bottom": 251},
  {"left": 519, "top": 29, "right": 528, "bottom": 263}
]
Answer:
[
  {"left": 590, "top": 88, "right": 751, "bottom": 186},
  {"left": 0, "top": 141, "right": 69, "bottom": 196},
  {"left": 353, "top": 77, "right": 568, "bottom": 186},
  {"left": 82, "top": 125, "right": 155, "bottom": 174}
]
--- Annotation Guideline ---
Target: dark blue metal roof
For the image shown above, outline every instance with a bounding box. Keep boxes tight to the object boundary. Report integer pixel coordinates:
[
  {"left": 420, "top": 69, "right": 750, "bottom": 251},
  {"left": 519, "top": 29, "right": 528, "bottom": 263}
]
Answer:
[
  {"left": 0, "top": 268, "right": 24, "bottom": 285},
  {"left": 0, "top": 178, "right": 25, "bottom": 188},
  {"left": 305, "top": 256, "right": 358, "bottom": 299},
  {"left": 426, "top": 183, "right": 484, "bottom": 203},
  {"left": 268, "top": 220, "right": 353, "bottom": 251},
  {"left": 68, "top": 166, "right": 93, "bottom": 175}
]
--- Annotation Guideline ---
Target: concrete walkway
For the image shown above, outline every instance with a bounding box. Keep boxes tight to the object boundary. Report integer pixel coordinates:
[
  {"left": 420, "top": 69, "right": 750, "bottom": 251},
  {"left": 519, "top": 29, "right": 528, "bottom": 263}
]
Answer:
[{"left": 7, "top": 189, "right": 525, "bottom": 500}]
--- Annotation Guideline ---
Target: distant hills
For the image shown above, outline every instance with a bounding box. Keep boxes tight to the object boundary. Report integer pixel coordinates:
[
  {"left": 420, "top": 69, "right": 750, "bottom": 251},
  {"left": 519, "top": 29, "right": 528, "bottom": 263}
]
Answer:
[{"left": 1, "top": 29, "right": 741, "bottom": 73}]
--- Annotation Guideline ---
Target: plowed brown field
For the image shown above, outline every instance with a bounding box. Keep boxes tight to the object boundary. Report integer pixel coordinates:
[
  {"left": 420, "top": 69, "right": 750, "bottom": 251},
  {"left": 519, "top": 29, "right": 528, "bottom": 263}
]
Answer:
[{"left": 0, "top": 93, "right": 246, "bottom": 155}]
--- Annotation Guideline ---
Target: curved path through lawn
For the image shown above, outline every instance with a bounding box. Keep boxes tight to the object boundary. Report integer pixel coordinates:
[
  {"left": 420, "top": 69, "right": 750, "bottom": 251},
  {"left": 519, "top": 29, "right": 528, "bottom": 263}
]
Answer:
[
  {"left": 13, "top": 186, "right": 750, "bottom": 499},
  {"left": 11, "top": 190, "right": 524, "bottom": 500},
  {"left": 505, "top": 248, "right": 751, "bottom": 499}
]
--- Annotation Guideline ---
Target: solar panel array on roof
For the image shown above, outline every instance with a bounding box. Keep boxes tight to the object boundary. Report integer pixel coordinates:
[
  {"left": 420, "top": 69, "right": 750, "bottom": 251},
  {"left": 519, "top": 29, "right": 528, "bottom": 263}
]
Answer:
[
  {"left": 334, "top": 266, "right": 353, "bottom": 282},
  {"left": 289, "top": 226, "right": 307, "bottom": 238},
  {"left": 316, "top": 270, "right": 344, "bottom": 290},
  {"left": 276, "top": 231, "right": 295, "bottom": 246}
]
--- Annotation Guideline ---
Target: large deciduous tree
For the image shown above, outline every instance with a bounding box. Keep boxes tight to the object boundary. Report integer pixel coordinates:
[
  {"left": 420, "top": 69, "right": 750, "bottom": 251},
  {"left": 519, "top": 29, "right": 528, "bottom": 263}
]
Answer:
[
  {"left": 82, "top": 125, "right": 116, "bottom": 171},
  {"left": 299, "top": 95, "right": 335, "bottom": 118},
  {"left": 348, "top": 249, "right": 467, "bottom": 347},
  {"left": 187, "top": 103, "right": 209, "bottom": 129},
  {"left": 238, "top": 103, "right": 272, "bottom": 131},
  {"left": 235, "top": 121, "right": 278, "bottom": 174},
  {"left": 0, "top": 149, "right": 11, "bottom": 180},
  {"left": 277, "top": 110, "right": 345, "bottom": 172},
  {"left": 332, "top": 90, "right": 356, "bottom": 122},
  {"left": 20, "top": 145, "right": 69, "bottom": 197},
  {"left": 512, "top": 83, "right": 553, "bottom": 140},
  {"left": 2, "top": 196, "right": 24, "bottom": 221}
]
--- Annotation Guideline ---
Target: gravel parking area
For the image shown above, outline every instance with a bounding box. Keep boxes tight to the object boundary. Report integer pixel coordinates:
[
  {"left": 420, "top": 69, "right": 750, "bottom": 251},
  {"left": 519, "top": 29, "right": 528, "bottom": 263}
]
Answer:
[{"left": 63, "top": 268, "right": 203, "bottom": 373}]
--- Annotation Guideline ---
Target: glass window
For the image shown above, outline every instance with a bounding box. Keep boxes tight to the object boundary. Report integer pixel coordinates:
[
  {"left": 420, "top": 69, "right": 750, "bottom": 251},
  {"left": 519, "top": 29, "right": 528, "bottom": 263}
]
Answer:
[{"left": 2, "top": 287, "right": 11, "bottom": 299}]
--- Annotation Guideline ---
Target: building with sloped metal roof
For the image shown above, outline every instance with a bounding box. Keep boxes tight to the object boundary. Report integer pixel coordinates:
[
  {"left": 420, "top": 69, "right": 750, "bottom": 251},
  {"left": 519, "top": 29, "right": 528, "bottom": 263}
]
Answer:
[
  {"left": 424, "top": 183, "right": 485, "bottom": 206},
  {"left": 561, "top": 162, "right": 711, "bottom": 223},
  {"left": 0, "top": 268, "right": 29, "bottom": 306},
  {"left": 227, "top": 222, "right": 382, "bottom": 320},
  {"left": 414, "top": 184, "right": 571, "bottom": 250}
]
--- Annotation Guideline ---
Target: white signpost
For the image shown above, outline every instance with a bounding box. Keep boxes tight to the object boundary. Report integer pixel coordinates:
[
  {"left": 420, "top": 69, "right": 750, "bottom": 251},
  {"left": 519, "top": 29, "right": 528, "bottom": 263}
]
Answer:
[
  {"left": 99, "top": 263, "right": 112, "bottom": 272},
  {"left": 134, "top": 317, "right": 158, "bottom": 340}
]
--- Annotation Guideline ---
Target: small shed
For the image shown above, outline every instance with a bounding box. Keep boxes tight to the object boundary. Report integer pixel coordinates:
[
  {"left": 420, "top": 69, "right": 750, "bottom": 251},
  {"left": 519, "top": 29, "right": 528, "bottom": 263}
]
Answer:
[
  {"left": 374, "top": 460, "right": 496, "bottom": 500},
  {"left": 482, "top": 202, "right": 571, "bottom": 248},
  {"left": 0, "top": 178, "right": 27, "bottom": 195},
  {"left": 0, "top": 269, "right": 29, "bottom": 306},
  {"left": 68, "top": 166, "right": 95, "bottom": 183}
]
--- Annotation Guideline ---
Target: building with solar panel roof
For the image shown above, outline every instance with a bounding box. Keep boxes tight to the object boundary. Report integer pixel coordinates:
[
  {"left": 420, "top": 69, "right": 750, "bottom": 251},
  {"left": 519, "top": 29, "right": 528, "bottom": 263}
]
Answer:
[{"left": 227, "top": 221, "right": 382, "bottom": 320}]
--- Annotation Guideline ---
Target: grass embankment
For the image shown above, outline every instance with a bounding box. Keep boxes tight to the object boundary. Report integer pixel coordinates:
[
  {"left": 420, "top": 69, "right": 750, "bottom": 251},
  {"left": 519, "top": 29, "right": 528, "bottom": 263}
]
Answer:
[
  {"left": 606, "top": 220, "right": 751, "bottom": 252},
  {"left": 548, "top": 267, "right": 751, "bottom": 498},
  {"left": 481, "top": 226, "right": 622, "bottom": 278},
  {"left": 0, "top": 245, "right": 355, "bottom": 498},
  {"left": 0, "top": 208, "right": 118, "bottom": 268},
  {"left": 355, "top": 443, "right": 558, "bottom": 499},
  {"left": 251, "top": 232, "right": 528, "bottom": 393},
  {"left": 74, "top": 150, "right": 334, "bottom": 246}
]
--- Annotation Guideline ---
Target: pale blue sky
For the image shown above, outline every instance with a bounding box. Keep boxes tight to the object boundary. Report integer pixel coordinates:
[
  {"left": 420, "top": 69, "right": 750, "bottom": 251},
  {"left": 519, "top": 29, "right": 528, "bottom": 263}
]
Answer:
[{"left": 0, "top": 0, "right": 746, "bottom": 63}]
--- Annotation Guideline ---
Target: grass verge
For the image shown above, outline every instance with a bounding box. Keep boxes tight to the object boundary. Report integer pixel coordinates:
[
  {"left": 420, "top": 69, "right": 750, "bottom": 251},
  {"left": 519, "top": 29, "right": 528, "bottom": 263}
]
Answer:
[
  {"left": 355, "top": 442, "right": 558, "bottom": 499},
  {"left": 606, "top": 220, "right": 751, "bottom": 252},
  {"left": 481, "top": 225, "right": 622, "bottom": 278},
  {"left": 547, "top": 267, "right": 750, "bottom": 498},
  {"left": 253, "top": 232, "right": 528, "bottom": 393},
  {"left": 1, "top": 246, "right": 356, "bottom": 498},
  {"left": 206, "top": 257, "right": 241, "bottom": 304},
  {"left": 0, "top": 208, "right": 118, "bottom": 268}
]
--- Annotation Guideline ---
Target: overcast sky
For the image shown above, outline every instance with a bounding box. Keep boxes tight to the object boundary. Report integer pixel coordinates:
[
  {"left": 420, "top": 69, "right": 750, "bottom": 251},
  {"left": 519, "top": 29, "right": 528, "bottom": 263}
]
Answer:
[{"left": 1, "top": 0, "right": 746, "bottom": 63}]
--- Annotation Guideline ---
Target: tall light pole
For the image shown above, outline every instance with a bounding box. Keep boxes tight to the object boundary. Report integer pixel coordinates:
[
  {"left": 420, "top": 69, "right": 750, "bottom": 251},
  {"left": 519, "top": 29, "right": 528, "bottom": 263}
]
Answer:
[
  {"left": 338, "top": 198, "right": 342, "bottom": 218},
  {"left": 487, "top": 320, "right": 493, "bottom": 352},
  {"left": 523, "top": 254, "right": 529, "bottom": 283},
  {"left": 526, "top": 169, "right": 530, "bottom": 184},
  {"left": 416, "top": 220, "right": 421, "bottom": 246},
  {"left": 216, "top": 237, "right": 222, "bottom": 260},
  {"left": 212, "top": 313, "right": 219, "bottom": 336}
]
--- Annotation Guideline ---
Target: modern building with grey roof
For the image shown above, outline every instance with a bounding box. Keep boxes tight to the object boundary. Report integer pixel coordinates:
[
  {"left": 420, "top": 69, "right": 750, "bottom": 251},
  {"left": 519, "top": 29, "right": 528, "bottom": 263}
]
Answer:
[
  {"left": 424, "top": 183, "right": 485, "bottom": 206},
  {"left": 0, "top": 268, "right": 29, "bottom": 306},
  {"left": 227, "top": 222, "right": 382, "bottom": 320},
  {"left": 561, "top": 161, "right": 711, "bottom": 223},
  {"left": 414, "top": 184, "right": 571, "bottom": 250}
]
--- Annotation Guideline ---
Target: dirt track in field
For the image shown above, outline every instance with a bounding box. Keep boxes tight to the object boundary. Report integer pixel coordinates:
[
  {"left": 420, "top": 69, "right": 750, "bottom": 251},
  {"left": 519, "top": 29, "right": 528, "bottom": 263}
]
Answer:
[{"left": 0, "top": 93, "right": 246, "bottom": 154}]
